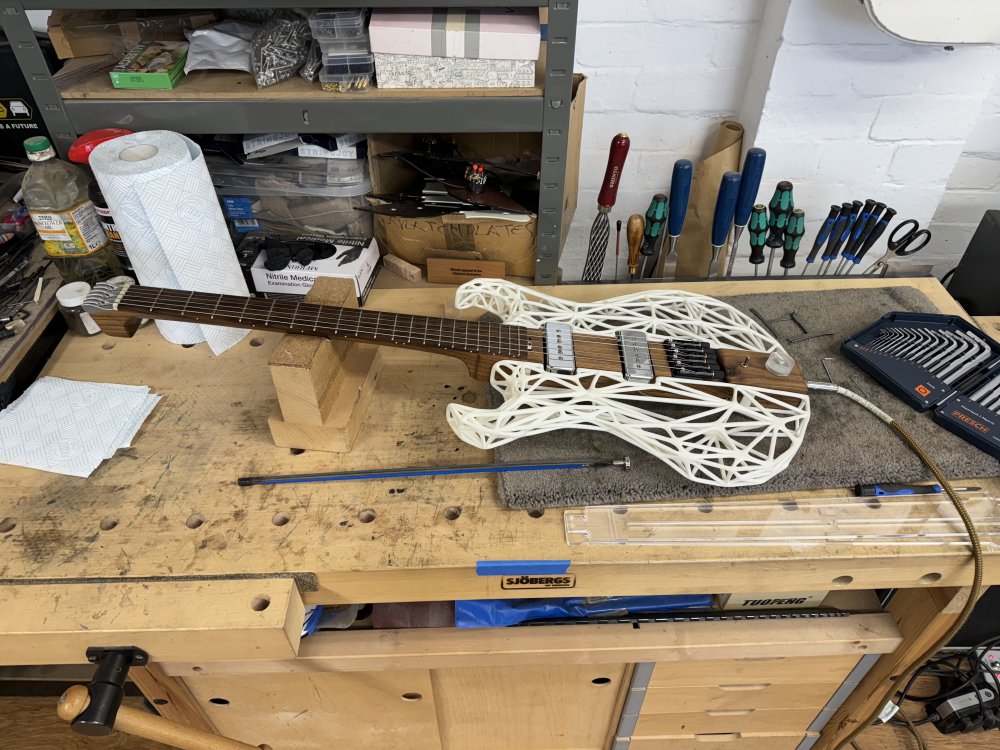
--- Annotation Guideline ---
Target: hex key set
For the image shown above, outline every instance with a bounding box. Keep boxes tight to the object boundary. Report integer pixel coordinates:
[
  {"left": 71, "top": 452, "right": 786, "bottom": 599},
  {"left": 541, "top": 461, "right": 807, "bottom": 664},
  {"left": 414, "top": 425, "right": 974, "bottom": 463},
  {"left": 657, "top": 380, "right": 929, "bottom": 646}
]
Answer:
[{"left": 843, "top": 312, "right": 1000, "bottom": 459}]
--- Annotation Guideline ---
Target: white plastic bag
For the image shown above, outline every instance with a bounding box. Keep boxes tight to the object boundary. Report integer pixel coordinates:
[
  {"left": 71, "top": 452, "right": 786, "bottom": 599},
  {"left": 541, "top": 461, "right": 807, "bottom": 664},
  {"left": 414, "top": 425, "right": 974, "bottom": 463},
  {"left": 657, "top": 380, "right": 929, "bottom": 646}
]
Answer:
[{"left": 184, "top": 20, "right": 259, "bottom": 74}]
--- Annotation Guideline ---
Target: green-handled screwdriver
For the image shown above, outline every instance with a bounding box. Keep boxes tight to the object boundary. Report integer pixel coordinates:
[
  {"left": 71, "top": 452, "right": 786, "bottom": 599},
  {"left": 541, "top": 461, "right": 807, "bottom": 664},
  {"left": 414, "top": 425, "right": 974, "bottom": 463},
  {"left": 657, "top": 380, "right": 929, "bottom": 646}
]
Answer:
[
  {"left": 638, "top": 193, "right": 667, "bottom": 279},
  {"left": 747, "top": 204, "right": 768, "bottom": 277},
  {"left": 781, "top": 209, "right": 805, "bottom": 276},
  {"left": 765, "top": 181, "right": 794, "bottom": 277}
]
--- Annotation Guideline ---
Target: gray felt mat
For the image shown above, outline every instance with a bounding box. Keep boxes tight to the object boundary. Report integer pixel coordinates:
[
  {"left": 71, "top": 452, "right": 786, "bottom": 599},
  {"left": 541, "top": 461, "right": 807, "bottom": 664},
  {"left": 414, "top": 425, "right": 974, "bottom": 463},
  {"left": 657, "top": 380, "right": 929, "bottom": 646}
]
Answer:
[{"left": 493, "top": 286, "right": 1000, "bottom": 509}]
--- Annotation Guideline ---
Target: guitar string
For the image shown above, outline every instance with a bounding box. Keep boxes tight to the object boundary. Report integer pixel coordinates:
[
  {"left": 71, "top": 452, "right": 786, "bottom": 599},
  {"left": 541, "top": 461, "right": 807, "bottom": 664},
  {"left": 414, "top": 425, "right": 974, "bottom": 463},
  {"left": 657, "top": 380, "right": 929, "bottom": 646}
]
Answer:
[
  {"left": 118, "top": 289, "right": 707, "bottom": 370},
  {"left": 118, "top": 289, "right": 714, "bottom": 369}
]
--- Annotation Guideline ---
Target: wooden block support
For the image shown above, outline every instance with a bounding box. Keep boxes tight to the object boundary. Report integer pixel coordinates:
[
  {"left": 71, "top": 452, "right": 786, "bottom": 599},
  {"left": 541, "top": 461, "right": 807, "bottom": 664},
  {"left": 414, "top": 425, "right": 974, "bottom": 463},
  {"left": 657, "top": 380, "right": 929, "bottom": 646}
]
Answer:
[{"left": 267, "top": 277, "right": 382, "bottom": 452}]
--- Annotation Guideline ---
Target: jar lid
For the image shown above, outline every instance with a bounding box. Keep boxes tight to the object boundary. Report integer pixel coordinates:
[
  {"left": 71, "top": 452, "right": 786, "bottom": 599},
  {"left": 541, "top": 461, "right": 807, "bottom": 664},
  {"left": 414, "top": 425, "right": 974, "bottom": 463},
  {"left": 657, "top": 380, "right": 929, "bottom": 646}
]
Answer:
[
  {"left": 56, "top": 281, "right": 92, "bottom": 308},
  {"left": 24, "top": 136, "right": 55, "bottom": 162},
  {"left": 67, "top": 129, "right": 134, "bottom": 165}
]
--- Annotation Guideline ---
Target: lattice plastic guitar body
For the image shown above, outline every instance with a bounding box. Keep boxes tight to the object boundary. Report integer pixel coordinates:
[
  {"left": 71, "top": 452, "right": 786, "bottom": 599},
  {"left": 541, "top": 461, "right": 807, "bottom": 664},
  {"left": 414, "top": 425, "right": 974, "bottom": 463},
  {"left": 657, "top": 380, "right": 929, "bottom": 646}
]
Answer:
[{"left": 446, "top": 280, "right": 810, "bottom": 488}]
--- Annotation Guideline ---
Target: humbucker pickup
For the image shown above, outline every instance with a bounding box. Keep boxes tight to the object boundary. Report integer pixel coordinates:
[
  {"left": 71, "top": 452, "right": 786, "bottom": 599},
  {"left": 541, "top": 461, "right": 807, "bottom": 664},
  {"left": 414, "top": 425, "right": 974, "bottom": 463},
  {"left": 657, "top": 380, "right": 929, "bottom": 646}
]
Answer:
[
  {"left": 617, "top": 330, "right": 654, "bottom": 383},
  {"left": 543, "top": 323, "right": 576, "bottom": 374}
]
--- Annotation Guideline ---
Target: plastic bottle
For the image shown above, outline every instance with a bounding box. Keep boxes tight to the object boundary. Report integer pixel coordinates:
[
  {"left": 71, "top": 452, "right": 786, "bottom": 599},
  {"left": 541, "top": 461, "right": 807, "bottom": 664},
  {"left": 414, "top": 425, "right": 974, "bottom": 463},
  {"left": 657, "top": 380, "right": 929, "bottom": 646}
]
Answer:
[
  {"left": 68, "top": 128, "right": 134, "bottom": 272},
  {"left": 21, "top": 136, "right": 123, "bottom": 284}
]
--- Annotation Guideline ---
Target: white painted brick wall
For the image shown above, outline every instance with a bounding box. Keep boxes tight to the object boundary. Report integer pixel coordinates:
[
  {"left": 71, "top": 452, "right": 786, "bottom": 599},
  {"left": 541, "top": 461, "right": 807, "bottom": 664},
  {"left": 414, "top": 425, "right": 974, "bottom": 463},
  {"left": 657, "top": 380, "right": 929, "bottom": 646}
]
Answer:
[
  {"left": 562, "top": 0, "right": 766, "bottom": 280},
  {"left": 562, "top": 0, "right": 1000, "bottom": 282}
]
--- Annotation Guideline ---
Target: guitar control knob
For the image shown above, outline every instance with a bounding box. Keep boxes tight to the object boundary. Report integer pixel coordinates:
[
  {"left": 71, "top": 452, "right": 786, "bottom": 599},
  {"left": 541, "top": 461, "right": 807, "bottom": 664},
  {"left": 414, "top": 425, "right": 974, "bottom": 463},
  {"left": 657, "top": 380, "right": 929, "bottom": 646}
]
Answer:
[{"left": 765, "top": 350, "right": 794, "bottom": 377}]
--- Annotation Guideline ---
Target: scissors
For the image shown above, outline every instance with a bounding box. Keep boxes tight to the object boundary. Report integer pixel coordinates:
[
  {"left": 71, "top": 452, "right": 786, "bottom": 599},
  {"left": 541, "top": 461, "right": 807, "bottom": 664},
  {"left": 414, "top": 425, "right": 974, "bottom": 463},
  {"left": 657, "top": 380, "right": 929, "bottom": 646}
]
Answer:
[{"left": 863, "top": 219, "right": 931, "bottom": 275}]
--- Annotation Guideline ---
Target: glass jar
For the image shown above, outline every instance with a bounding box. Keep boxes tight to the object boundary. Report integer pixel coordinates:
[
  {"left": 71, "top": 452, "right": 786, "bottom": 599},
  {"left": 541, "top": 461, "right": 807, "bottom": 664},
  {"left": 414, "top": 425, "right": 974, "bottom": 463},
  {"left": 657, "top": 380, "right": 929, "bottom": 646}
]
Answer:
[{"left": 55, "top": 281, "right": 101, "bottom": 337}]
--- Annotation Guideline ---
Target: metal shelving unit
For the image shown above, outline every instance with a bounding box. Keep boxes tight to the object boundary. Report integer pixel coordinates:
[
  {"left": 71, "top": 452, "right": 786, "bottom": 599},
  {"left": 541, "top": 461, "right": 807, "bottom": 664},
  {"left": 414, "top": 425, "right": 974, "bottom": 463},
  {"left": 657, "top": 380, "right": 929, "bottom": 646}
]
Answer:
[{"left": 2, "top": 0, "right": 578, "bottom": 283}]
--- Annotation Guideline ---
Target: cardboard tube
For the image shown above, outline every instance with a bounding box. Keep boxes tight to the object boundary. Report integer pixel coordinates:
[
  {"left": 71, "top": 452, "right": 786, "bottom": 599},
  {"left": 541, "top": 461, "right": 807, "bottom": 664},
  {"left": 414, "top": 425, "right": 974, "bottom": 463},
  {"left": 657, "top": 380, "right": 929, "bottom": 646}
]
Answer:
[{"left": 673, "top": 120, "right": 744, "bottom": 279}]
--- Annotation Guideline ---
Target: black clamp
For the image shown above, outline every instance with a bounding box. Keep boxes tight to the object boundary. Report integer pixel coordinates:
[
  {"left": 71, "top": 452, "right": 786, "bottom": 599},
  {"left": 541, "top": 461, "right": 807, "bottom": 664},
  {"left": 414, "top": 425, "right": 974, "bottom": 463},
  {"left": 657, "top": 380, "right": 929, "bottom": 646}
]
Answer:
[{"left": 72, "top": 646, "right": 148, "bottom": 736}]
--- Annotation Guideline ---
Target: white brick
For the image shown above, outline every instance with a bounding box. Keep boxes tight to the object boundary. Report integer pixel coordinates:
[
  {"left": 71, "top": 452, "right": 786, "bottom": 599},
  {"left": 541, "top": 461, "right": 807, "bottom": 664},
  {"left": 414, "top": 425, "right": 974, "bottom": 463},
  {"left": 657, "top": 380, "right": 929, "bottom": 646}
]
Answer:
[
  {"left": 888, "top": 143, "right": 965, "bottom": 186},
  {"left": 578, "top": 1, "right": 649, "bottom": 24},
  {"left": 575, "top": 23, "right": 716, "bottom": 68},
  {"left": 876, "top": 184, "right": 949, "bottom": 227},
  {"left": 816, "top": 141, "right": 895, "bottom": 183},
  {"left": 583, "top": 112, "right": 717, "bottom": 152},
  {"left": 963, "top": 114, "right": 1000, "bottom": 154},
  {"left": 637, "top": 150, "right": 696, "bottom": 190},
  {"left": 932, "top": 191, "right": 997, "bottom": 225},
  {"left": 945, "top": 154, "right": 1000, "bottom": 190},
  {"left": 633, "top": 68, "right": 746, "bottom": 113},
  {"left": 710, "top": 23, "right": 764, "bottom": 70},
  {"left": 781, "top": 0, "right": 899, "bottom": 46},
  {"left": 582, "top": 68, "right": 640, "bottom": 113},
  {"left": 758, "top": 94, "right": 880, "bottom": 142},
  {"left": 870, "top": 95, "right": 984, "bottom": 141},
  {"left": 916, "top": 46, "right": 1000, "bottom": 96},
  {"left": 648, "top": 0, "right": 764, "bottom": 23},
  {"left": 754, "top": 141, "right": 821, "bottom": 182}
]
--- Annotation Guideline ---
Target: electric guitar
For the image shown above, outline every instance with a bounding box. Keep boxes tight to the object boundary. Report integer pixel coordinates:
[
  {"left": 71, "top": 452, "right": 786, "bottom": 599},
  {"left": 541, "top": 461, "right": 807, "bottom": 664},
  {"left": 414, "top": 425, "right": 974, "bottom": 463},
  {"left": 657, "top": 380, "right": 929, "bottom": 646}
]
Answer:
[{"left": 83, "top": 278, "right": 810, "bottom": 487}]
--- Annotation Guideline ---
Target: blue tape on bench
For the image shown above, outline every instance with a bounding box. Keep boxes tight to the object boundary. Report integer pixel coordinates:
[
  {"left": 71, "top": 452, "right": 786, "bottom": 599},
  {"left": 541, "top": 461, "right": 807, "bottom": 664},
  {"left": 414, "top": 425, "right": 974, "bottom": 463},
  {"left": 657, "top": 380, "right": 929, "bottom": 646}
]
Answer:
[{"left": 476, "top": 560, "right": 571, "bottom": 576}]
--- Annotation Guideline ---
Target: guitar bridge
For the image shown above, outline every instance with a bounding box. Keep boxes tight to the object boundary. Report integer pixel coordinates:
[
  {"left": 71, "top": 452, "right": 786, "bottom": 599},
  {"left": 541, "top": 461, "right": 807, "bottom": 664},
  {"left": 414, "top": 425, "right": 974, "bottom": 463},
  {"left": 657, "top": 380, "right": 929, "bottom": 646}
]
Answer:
[
  {"left": 663, "top": 339, "right": 726, "bottom": 381},
  {"left": 542, "top": 323, "right": 576, "bottom": 374}
]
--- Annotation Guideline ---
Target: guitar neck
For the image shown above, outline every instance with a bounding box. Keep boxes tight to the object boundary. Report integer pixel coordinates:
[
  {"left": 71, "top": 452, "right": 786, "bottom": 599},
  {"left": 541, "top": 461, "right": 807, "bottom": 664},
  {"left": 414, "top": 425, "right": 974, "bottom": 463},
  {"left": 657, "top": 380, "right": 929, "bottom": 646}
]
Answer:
[{"left": 115, "top": 286, "right": 532, "bottom": 367}]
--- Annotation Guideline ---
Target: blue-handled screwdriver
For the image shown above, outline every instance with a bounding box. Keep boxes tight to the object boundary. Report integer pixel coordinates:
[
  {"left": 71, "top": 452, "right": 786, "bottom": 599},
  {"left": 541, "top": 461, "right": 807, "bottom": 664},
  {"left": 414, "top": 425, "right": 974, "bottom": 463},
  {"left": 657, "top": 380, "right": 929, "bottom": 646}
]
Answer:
[
  {"left": 820, "top": 200, "right": 861, "bottom": 275},
  {"left": 800, "top": 205, "right": 841, "bottom": 275},
  {"left": 855, "top": 482, "right": 981, "bottom": 497}
]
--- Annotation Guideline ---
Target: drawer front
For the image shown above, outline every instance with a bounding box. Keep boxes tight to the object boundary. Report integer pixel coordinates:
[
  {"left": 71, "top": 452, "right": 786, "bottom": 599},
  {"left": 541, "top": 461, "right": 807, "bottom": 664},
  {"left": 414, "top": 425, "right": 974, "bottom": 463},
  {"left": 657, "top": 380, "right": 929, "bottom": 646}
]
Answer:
[
  {"left": 641, "top": 681, "right": 838, "bottom": 713},
  {"left": 628, "top": 734, "right": 811, "bottom": 749},
  {"left": 649, "top": 655, "right": 859, "bottom": 688},
  {"left": 633, "top": 707, "right": 820, "bottom": 736}
]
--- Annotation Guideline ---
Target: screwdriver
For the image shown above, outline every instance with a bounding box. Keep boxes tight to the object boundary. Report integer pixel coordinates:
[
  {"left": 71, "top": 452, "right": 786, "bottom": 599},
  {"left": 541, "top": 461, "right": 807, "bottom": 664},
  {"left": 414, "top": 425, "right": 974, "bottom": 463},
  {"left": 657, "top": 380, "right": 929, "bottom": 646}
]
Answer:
[
  {"left": 781, "top": 209, "right": 805, "bottom": 276},
  {"left": 726, "top": 147, "right": 767, "bottom": 277},
  {"left": 855, "top": 482, "right": 982, "bottom": 497},
  {"left": 627, "top": 213, "right": 644, "bottom": 280},
  {"left": 841, "top": 202, "right": 886, "bottom": 274},
  {"left": 638, "top": 193, "right": 667, "bottom": 278},
  {"left": 835, "top": 199, "right": 876, "bottom": 274},
  {"left": 852, "top": 207, "right": 897, "bottom": 271},
  {"left": 800, "top": 205, "right": 841, "bottom": 275},
  {"left": 709, "top": 172, "right": 741, "bottom": 277},
  {"left": 659, "top": 159, "right": 693, "bottom": 278},
  {"left": 820, "top": 200, "right": 861, "bottom": 275},
  {"left": 765, "top": 181, "right": 794, "bottom": 277},
  {"left": 747, "top": 204, "right": 768, "bottom": 277},
  {"left": 614, "top": 218, "right": 622, "bottom": 282}
]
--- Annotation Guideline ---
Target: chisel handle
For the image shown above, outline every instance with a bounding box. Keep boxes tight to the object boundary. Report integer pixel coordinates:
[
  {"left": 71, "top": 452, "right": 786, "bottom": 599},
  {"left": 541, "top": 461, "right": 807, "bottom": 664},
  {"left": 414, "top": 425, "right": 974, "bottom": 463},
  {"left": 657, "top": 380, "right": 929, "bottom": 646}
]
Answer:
[
  {"left": 711, "top": 172, "right": 741, "bottom": 249},
  {"left": 780, "top": 209, "right": 805, "bottom": 269},
  {"left": 747, "top": 204, "right": 768, "bottom": 267},
  {"left": 852, "top": 207, "right": 897, "bottom": 263},
  {"left": 668, "top": 159, "right": 693, "bottom": 238},
  {"left": 804, "top": 205, "right": 841, "bottom": 266},
  {"left": 734, "top": 147, "right": 766, "bottom": 229},
  {"left": 627, "top": 214, "right": 644, "bottom": 277},
  {"left": 597, "top": 133, "right": 630, "bottom": 209}
]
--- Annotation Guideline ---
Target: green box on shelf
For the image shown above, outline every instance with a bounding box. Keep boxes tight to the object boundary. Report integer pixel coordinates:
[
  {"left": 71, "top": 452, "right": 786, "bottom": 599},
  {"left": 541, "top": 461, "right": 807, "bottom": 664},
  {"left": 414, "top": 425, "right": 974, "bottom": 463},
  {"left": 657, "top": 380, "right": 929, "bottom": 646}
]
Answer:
[{"left": 109, "top": 41, "right": 188, "bottom": 90}]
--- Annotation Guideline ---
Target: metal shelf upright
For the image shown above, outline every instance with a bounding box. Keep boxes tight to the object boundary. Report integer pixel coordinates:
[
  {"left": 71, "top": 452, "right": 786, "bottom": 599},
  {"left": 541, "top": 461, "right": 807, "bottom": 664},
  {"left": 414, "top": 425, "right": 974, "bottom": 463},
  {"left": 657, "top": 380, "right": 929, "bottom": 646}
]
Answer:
[{"left": 2, "top": 0, "right": 578, "bottom": 283}]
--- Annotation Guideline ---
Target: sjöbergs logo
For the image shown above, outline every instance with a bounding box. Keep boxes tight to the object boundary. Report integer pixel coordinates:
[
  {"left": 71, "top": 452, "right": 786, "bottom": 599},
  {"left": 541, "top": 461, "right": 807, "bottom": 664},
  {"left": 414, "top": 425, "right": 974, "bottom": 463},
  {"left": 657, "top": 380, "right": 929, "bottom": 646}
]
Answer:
[{"left": 501, "top": 574, "right": 576, "bottom": 590}]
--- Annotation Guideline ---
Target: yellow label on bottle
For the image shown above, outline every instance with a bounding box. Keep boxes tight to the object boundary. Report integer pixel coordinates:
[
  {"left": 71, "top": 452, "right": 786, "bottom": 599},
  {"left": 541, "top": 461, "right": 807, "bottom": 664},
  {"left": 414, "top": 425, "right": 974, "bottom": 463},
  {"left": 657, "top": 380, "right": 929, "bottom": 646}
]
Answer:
[{"left": 31, "top": 200, "right": 108, "bottom": 257}]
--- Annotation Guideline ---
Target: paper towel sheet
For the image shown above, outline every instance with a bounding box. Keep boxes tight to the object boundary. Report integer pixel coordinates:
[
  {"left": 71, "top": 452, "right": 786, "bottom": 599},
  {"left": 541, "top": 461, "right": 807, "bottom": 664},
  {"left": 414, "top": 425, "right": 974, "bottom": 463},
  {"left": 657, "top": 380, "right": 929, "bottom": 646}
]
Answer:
[
  {"left": 90, "top": 131, "right": 249, "bottom": 355},
  {"left": 0, "top": 377, "right": 161, "bottom": 478}
]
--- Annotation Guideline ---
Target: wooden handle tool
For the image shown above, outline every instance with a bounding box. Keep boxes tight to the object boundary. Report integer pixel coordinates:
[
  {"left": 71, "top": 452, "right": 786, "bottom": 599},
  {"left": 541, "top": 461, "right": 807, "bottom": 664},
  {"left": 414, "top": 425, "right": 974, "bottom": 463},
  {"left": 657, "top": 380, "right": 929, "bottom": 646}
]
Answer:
[
  {"left": 58, "top": 685, "right": 259, "bottom": 750},
  {"left": 626, "top": 214, "right": 644, "bottom": 280}
]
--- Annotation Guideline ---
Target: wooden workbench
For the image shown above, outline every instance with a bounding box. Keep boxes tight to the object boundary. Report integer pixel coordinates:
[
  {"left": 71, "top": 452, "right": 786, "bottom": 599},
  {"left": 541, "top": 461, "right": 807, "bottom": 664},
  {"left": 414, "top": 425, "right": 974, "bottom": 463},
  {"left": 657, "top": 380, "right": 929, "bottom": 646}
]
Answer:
[{"left": 1, "top": 276, "right": 997, "bottom": 750}]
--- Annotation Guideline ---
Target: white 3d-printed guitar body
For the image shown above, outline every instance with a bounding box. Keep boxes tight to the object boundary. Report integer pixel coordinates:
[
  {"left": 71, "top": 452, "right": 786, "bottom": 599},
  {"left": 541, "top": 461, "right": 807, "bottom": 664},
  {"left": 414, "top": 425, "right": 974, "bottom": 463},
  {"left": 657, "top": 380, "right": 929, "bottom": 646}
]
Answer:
[{"left": 445, "top": 279, "right": 810, "bottom": 488}]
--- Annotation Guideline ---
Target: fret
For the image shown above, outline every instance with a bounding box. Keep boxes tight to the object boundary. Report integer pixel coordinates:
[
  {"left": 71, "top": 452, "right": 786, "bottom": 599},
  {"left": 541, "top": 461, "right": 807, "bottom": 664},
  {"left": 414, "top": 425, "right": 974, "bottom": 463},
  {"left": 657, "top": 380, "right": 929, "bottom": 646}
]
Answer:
[
  {"left": 464, "top": 320, "right": 470, "bottom": 351},
  {"left": 239, "top": 297, "right": 250, "bottom": 323},
  {"left": 422, "top": 316, "right": 428, "bottom": 346},
  {"left": 210, "top": 295, "right": 222, "bottom": 320},
  {"left": 390, "top": 314, "right": 399, "bottom": 343},
  {"left": 181, "top": 291, "right": 194, "bottom": 317},
  {"left": 407, "top": 314, "right": 415, "bottom": 344},
  {"left": 373, "top": 311, "right": 381, "bottom": 339},
  {"left": 265, "top": 299, "right": 277, "bottom": 326},
  {"left": 355, "top": 309, "right": 362, "bottom": 338},
  {"left": 475, "top": 321, "right": 481, "bottom": 353},
  {"left": 148, "top": 287, "right": 164, "bottom": 313},
  {"left": 312, "top": 304, "right": 323, "bottom": 332},
  {"left": 335, "top": 307, "right": 343, "bottom": 335}
]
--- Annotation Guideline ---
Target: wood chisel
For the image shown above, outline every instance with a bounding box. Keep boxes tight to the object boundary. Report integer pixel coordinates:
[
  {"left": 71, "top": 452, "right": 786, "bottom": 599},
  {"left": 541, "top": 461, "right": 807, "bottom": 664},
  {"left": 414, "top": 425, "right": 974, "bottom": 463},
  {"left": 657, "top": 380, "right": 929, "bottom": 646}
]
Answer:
[
  {"left": 638, "top": 193, "right": 667, "bottom": 278},
  {"left": 764, "top": 181, "right": 794, "bottom": 277},
  {"left": 582, "top": 133, "right": 630, "bottom": 282},
  {"left": 657, "top": 159, "right": 693, "bottom": 279},
  {"left": 781, "top": 209, "right": 805, "bottom": 276},
  {"left": 626, "top": 214, "right": 644, "bottom": 280},
  {"left": 726, "top": 147, "right": 766, "bottom": 277},
  {"left": 747, "top": 204, "right": 768, "bottom": 277},
  {"left": 801, "top": 205, "right": 841, "bottom": 275},
  {"left": 709, "top": 172, "right": 740, "bottom": 277}
]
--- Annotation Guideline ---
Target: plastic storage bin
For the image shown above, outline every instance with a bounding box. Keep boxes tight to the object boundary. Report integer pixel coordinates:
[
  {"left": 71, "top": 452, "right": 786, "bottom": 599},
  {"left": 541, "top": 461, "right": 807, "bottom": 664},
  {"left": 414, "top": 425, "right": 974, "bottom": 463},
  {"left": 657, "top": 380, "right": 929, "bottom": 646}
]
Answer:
[
  {"left": 323, "top": 52, "right": 374, "bottom": 76},
  {"left": 308, "top": 8, "right": 367, "bottom": 40},
  {"left": 318, "top": 31, "right": 370, "bottom": 57},
  {"left": 207, "top": 154, "right": 370, "bottom": 196}
]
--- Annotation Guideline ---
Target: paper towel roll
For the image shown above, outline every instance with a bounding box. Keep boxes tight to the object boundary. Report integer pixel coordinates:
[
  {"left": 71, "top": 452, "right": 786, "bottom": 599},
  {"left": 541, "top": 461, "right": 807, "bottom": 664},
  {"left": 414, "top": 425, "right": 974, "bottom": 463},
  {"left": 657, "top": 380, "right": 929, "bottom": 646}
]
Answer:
[{"left": 90, "top": 131, "right": 249, "bottom": 355}]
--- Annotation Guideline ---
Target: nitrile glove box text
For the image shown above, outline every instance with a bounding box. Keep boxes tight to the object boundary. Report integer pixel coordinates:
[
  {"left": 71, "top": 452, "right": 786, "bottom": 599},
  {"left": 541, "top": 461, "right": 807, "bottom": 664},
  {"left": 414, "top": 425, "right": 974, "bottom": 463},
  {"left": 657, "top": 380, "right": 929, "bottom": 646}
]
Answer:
[{"left": 250, "top": 237, "right": 380, "bottom": 305}]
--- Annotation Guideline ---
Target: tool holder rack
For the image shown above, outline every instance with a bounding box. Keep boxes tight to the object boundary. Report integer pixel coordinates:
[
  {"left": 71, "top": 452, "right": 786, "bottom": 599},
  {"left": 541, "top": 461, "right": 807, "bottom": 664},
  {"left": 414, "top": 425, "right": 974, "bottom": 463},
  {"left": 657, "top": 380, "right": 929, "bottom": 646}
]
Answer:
[{"left": 1, "top": 0, "right": 579, "bottom": 285}]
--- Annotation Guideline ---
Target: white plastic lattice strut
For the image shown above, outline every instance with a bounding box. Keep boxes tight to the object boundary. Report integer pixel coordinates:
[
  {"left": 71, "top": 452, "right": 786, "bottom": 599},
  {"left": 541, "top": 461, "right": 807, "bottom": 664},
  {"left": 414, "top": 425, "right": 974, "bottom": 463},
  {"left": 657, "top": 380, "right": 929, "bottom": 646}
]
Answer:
[{"left": 446, "top": 280, "right": 810, "bottom": 488}]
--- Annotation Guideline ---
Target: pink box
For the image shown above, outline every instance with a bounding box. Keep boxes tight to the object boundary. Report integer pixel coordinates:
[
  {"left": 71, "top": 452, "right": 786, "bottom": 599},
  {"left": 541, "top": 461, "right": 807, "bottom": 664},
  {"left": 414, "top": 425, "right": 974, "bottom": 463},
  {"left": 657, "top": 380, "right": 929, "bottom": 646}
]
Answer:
[{"left": 369, "top": 8, "right": 540, "bottom": 61}]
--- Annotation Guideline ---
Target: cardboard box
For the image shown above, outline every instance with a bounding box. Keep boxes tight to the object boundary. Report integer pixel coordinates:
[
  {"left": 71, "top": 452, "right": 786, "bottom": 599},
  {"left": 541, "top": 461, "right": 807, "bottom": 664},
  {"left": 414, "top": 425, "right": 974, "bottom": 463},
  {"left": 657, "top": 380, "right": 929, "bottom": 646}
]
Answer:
[
  {"left": 717, "top": 591, "right": 830, "bottom": 611},
  {"left": 250, "top": 236, "right": 380, "bottom": 305},
  {"left": 374, "top": 53, "right": 535, "bottom": 89},
  {"left": 426, "top": 257, "right": 506, "bottom": 284},
  {"left": 48, "top": 10, "right": 216, "bottom": 60},
  {"left": 110, "top": 41, "right": 188, "bottom": 90},
  {"left": 368, "top": 74, "right": 585, "bottom": 278},
  {"left": 370, "top": 9, "right": 541, "bottom": 60}
]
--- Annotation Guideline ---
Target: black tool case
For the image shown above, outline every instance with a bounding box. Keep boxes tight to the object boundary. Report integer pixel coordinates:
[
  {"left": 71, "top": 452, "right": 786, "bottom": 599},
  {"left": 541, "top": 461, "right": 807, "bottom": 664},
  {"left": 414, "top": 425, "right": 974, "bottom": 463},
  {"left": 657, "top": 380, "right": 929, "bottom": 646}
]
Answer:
[{"left": 843, "top": 312, "right": 1000, "bottom": 459}]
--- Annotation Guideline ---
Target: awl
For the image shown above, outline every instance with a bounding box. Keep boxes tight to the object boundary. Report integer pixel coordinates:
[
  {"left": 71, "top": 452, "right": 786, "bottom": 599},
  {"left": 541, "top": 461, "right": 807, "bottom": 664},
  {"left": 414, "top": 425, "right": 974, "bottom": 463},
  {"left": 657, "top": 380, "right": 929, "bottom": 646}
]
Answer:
[{"left": 582, "top": 133, "right": 630, "bottom": 282}]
